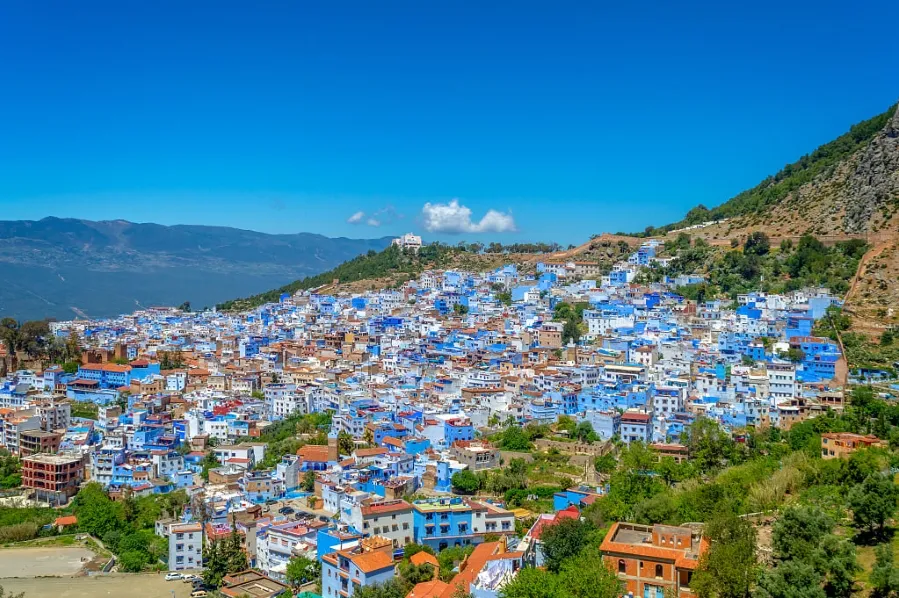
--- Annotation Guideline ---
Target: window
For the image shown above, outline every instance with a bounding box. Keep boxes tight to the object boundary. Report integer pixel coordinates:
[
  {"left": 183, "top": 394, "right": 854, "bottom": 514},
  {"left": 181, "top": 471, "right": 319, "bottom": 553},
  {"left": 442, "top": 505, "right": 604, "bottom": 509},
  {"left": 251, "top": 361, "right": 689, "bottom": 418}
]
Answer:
[
  {"left": 618, "top": 560, "right": 626, "bottom": 573},
  {"left": 655, "top": 564, "right": 663, "bottom": 578}
]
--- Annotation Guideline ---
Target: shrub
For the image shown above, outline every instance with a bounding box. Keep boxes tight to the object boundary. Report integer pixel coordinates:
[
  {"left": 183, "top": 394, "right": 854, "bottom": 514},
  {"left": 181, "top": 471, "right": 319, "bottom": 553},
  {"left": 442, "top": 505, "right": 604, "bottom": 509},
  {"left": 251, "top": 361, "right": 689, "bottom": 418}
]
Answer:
[{"left": 0, "top": 522, "right": 39, "bottom": 543}]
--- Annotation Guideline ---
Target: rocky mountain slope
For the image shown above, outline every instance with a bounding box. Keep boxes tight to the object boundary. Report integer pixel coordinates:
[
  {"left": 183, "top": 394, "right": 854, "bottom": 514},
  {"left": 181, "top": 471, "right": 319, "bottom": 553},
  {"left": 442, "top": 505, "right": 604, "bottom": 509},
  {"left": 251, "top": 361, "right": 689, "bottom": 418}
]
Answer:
[
  {"left": 652, "top": 102, "right": 898, "bottom": 240},
  {"left": 658, "top": 101, "right": 899, "bottom": 334},
  {"left": 0, "top": 218, "right": 390, "bottom": 320}
]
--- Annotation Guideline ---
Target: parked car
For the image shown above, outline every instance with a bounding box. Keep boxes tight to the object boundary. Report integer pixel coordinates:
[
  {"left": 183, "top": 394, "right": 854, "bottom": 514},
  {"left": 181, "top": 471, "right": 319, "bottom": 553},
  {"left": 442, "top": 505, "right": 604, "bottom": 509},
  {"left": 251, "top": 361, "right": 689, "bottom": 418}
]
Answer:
[
  {"left": 165, "top": 572, "right": 181, "bottom": 581},
  {"left": 181, "top": 574, "right": 198, "bottom": 582},
  {"left": 191, "top": 590, "right": 208, "bottom": 598},
  {"left": 278, "top": 506, "right": 294, "bottom": 515}
]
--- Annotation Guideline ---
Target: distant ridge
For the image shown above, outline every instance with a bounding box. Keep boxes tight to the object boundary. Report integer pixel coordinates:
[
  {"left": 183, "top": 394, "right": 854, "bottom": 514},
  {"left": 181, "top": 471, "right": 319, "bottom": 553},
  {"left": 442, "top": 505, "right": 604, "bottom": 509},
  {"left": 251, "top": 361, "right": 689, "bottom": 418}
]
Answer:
[{"left": 0, "top": 217, "right": 391, "bottom": 320}]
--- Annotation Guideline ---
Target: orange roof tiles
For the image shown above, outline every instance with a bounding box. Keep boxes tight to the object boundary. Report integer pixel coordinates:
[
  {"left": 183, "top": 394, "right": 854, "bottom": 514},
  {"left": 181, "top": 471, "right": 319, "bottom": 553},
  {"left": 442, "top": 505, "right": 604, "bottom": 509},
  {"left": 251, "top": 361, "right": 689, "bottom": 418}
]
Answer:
[
  {"left": 80, "top": 363, "right": 132, "bottom": 373},
  {"left": 297, "top": 445, "right": 331, "bottom": 463},
  {"left": 54, "top": 516, "right": 77, "bottom": 527},
  {"left": 410, "top": 551, "right": 439, "bottom": 568},
  {"left": 361, "top": 500, "right": 412, "bottom": 516},
  {"left": 349, "top": 549, "right": 394, "bottom": 574},
  {"left": 407, "top": 580, "right": 450, "bottom": 598}
]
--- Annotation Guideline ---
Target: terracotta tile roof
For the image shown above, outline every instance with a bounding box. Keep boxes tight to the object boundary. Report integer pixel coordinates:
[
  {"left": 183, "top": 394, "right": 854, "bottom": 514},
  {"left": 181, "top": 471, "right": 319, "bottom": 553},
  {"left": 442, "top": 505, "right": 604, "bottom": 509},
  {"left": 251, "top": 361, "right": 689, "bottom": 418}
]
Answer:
[
  {"left": 621, "top": 412, "right": 651, "bottom": 423},
  {"left": 439, "top": 541, "right": 504, "bottom": 598},
  {"left": 54, "top": 516, "right": 77, "bottom": 526},
  {"left": 361, "top": 500, "right": 412, "bottom": 516},
  {"left": 297, "top": 445, "right": 331, "bottom": 463},
  {"left": 407, "top": 580, "right": 449, "bottom": 598},
  {"left": 410, "top": 551, "right": 440, "bottom": 568},
  {"left": 80, "top": 363, "right": 132, "bottom": 373},
  {"left": 350, "top": 549, "right": 394, "bottom": 574}
]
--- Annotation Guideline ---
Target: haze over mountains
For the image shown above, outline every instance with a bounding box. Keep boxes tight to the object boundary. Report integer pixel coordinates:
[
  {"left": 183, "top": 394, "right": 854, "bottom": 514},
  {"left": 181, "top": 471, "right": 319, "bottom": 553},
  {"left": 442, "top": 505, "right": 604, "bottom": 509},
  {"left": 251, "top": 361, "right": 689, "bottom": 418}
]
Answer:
[{"left": 0, "top": 217, "right": 391, "bottom": 321}]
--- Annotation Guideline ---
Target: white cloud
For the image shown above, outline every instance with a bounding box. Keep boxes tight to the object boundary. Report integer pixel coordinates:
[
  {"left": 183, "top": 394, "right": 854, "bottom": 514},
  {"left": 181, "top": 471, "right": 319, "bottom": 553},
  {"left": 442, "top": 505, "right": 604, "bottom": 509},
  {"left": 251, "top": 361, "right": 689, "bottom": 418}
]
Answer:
[
  {"left": 347, "top": 206, "right": 402, "bottom": 227},
  {"left": 420, "top": 199, "right": 517, "bottom": 234}
]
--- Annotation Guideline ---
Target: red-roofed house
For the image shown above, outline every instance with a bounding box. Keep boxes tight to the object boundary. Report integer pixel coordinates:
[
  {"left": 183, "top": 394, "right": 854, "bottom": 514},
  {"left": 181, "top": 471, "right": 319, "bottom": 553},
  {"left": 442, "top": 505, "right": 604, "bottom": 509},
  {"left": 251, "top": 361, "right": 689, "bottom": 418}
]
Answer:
[
  {"left": 620, "top": 411, "right": 651, "bottom": 444},
  {"left": 600, "top": 521, "right": 708, "bottom": 598}
]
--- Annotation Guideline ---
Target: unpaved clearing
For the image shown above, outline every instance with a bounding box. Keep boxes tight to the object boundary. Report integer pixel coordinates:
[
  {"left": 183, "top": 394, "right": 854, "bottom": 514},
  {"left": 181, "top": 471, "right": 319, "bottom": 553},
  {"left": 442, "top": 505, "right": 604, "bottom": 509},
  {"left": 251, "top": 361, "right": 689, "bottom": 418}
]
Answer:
[
  {"left": 0, "top": 574, "right": 197, "bottom": 598},
  {"left": 0, "top": 546, "right": 93, "bottom": 578}
]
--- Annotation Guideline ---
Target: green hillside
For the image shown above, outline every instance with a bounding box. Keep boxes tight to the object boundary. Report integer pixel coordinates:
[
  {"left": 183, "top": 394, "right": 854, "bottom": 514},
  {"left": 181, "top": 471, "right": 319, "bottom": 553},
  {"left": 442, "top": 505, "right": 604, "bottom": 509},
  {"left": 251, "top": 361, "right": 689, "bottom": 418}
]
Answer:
[
  {"left": 216, "top": 243, "right": 513, "bottom": 311},
  {"left": 638, "top": 102, "right": 897, "bottom": 236}
]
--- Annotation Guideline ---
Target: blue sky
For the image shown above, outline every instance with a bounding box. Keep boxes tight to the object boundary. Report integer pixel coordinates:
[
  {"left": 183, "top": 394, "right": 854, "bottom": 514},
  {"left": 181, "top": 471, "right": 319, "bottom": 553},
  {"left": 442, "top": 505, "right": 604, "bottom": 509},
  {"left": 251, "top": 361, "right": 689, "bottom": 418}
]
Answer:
[{"left": 0, "top": 1, "right": 897, "bottom": 245}]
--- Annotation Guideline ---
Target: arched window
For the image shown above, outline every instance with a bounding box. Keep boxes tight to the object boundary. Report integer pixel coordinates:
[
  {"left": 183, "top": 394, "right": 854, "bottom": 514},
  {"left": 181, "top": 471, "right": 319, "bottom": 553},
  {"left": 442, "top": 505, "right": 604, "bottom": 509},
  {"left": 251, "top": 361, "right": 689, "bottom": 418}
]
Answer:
[
  {"left": 655, "top": 564, "right": 664, "bottom": 578},
  {"left": 618, "top": 559, "right": 626, "bottom": 573}
]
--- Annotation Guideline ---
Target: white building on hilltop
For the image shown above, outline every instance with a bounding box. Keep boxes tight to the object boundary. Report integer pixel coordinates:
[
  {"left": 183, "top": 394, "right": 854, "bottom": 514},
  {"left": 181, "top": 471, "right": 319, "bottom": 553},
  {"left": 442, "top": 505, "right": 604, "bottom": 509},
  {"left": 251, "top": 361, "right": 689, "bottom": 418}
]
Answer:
[{"left": 392, "top": 233, "right": 422, "bottom": 252}]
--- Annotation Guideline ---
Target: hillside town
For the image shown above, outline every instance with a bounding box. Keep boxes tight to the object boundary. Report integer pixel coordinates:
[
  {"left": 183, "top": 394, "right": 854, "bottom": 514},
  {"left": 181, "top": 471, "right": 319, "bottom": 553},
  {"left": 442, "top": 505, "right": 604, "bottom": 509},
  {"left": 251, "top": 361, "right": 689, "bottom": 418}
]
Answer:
[{"left": 0, "top": 235, "right": 873, "bottom": 598}]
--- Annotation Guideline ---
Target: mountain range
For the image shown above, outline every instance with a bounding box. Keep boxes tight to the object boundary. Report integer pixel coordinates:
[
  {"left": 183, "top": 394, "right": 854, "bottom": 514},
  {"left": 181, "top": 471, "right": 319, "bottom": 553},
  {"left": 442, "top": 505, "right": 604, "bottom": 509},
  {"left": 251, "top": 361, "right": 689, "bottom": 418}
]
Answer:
[{"left": 0, "top": 218, "right": 391, "bottom": 320}]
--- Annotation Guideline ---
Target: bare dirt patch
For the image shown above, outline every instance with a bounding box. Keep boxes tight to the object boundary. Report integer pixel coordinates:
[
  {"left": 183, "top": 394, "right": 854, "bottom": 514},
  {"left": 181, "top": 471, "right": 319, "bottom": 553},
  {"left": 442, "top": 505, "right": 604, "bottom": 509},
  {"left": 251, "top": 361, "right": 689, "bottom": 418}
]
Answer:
[
  {"left": 0, "top": 546, "right": 94, "bottom": 578},
  {"left": 0, "top": 573, "right": 197, "bottom": 598}
]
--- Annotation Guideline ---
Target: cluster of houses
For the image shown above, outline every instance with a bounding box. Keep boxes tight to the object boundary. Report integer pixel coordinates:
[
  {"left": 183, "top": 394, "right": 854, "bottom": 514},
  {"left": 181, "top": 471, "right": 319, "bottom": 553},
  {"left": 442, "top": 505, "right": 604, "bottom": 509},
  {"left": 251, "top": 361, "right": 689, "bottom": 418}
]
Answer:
[{"left": 0, "top": 235, "right": 867, "bottom": 597}]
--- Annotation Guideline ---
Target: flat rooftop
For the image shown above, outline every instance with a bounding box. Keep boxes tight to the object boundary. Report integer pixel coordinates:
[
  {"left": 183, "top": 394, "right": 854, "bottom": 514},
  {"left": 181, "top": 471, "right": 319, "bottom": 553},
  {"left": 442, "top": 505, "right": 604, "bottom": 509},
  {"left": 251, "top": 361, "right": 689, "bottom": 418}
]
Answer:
[{"left": 413, "top": 499, "right": 470, "bottom": 512}]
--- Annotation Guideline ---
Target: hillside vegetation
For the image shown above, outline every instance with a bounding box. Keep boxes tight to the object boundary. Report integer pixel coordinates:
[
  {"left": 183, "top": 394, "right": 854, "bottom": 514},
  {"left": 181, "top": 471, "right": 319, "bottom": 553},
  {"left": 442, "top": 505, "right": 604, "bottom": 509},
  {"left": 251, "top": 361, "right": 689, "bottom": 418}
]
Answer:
[
  {"left": 640, "top": 103, "right": 897, "bottom": 237},
  {"left": 649, "top": 232, "right": 868, "bottom": 299},
  {"left": 217, "top": 239, "right": 635, "bottom": 311}
]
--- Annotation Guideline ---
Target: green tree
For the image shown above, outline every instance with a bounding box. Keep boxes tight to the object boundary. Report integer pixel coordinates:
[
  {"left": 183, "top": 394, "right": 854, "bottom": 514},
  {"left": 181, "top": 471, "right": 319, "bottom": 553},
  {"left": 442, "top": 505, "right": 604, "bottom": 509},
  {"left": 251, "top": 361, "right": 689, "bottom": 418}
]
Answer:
[
  {"left": 744, "top": 231, "right": 771, "bottom": 256},
  {"left": 690, "top": 514, "right": 759, "bottom": 598},
  {"left": 499, "top": 566, "right": 561, "bottom": 598},
  {"left": 539, "top": 517, "right": 596, "bottom": 573},
  {"left": 397, "top": 561, "right": 435, "bottom": 586},
  {"left": 71, "top": 482, "right": 122, "bottom": 537},
  {"left": 301, "top": 470, "right": 317, "bottom": 492},
  {"left": 337, "top": 431, "right": 355, "bottom": 455},
  {"left": 848, "top": 474, "right": 899, "bottom": 536},
  {"left": 684, "top": 418, "right": 735, "bottom": 473},
  {"left": 772, "top": 506, "right": 833, "bottom": 562},
  {"left": 203, "top": 522, "right": 249, "bottom": 588},
  {"left": 353, "top": 579, "right": 410, "bottom": 598},
  {"left": 118, "top": 550, "right": 148, "bottom": 572},
  {"left": 555, "top": 549, "right": 621, "bottom": 598},
  {"left": 200, "top": 450, "right": 221, "bottom": 481},
  {"left": 499, "top": 425, "right": 531, "bottom": 451},
  {"left": 574, "top": 421, "right": 594, "bottom": 442},
  {"left": 756, "top": 560, "right": 826, "bottom": 598},
  {"left": 594, "top": 453, "right": 616, "bottom": 475},
  {"left": 451, "top": 469, "right": 481, "bottom": 494},
  {"left": 871, "top": 543, "right": 899, "bottom": 597},
  {"left": 499, "top": 548, "right": 619, "bottom": 598},
  {"left": 285, "top": 555, "right": 320, "bottom": 586},
  {"left": 813, "top": 533, "right": 859, "bottom": 598}
]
